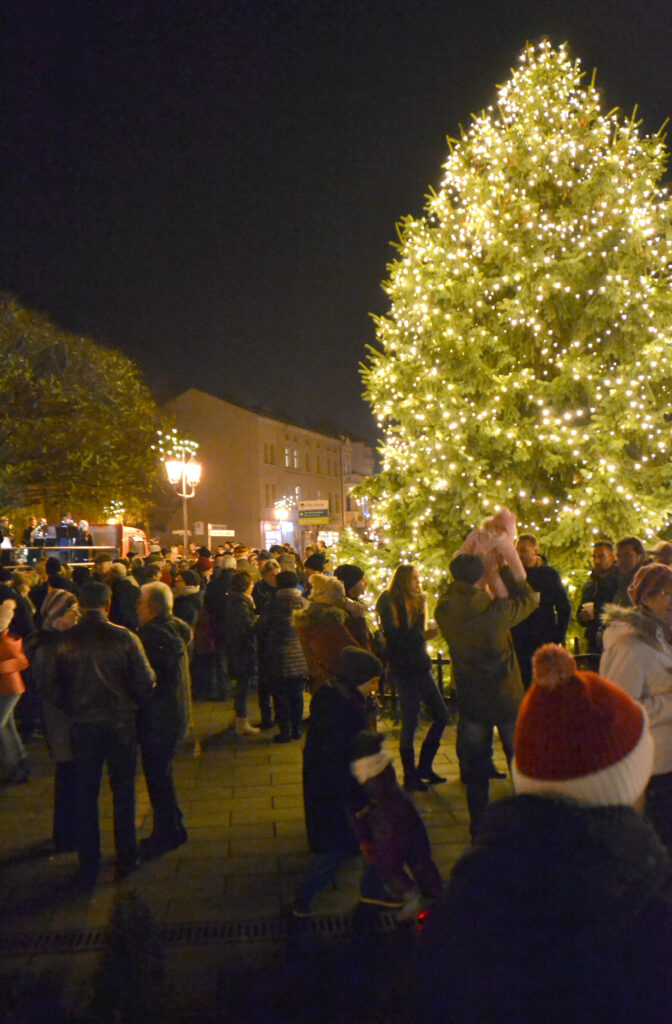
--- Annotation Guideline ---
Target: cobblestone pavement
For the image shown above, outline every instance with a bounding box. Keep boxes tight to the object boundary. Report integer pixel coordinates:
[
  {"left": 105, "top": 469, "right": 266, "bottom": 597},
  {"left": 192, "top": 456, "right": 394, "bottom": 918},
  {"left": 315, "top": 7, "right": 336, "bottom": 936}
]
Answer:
[{"left": 0, "top": 697, "right": 513, "bottom": 1021}]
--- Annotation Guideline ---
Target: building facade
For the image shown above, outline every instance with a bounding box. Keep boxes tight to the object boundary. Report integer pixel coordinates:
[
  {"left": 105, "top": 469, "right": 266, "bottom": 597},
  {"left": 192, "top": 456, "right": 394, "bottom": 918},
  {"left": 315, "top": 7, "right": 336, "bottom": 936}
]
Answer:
[{"left": 161, "top": 389, "right": 375, "bottom": 552}]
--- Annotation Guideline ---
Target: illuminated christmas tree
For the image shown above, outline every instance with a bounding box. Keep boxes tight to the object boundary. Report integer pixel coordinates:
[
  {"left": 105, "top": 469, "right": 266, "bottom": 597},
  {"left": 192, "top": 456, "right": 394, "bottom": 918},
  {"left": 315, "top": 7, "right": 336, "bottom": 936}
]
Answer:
[{"left": 354, "top": 40, "right": 672, "bottom": 591}]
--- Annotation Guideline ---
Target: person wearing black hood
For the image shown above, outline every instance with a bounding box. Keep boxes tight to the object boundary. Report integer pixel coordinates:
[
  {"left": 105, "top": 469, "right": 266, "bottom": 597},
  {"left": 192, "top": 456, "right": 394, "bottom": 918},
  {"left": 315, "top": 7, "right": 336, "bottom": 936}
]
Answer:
[
  {"left": 136, "top": 582, "right": 190, "bottom": 858},
  {"left": 293, "top": 646, "right": 382, "bottom": 916}
]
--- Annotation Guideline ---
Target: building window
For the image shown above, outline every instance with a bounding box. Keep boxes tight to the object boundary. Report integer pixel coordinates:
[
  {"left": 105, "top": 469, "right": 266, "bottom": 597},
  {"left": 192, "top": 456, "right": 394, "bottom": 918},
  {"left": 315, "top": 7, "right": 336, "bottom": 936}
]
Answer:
[
  {"left": 293, "top": 449, "right": 299, "bottom": 469},
  {"left": 327, "top": 458, "right": 331, "bottom": 476},
  {"left": 272, "top": 483, "right": 277, "bottom": 503},
  {"left": 316, "top": 455, "right": 321, "bottom": 474},
  {"left": 305, "top": 454, "right": 311, "bottom": 472},
  {"left": 265, "top": 483, "right": 270, "bottom": 506},
  {"left": 284, "top": 446, "right": 291, "bottom": 468},
  {"left": 270, "top": 444, "right": 276, "bottom": 465},
  {"left": 263, "top": 443, "right": 269, "bottom": 463},
  {"left": 334, "top": 491, "right": 340, "bottom": 513}
]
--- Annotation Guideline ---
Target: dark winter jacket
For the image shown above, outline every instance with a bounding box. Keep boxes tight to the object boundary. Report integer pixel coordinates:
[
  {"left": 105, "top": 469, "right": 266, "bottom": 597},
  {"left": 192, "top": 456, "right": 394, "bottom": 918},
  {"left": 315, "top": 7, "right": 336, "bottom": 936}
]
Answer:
[
  {"left": 294, "top": 601, "right": 360, "bottom": 688},
  {"left": 349, "top": 762, "right": 442, "bottom": 899},
  {"left": 375, "top": 590, "right": 432, "bottom": 677},
  {"left": 252, "top": 577, "right": 277, "bottom": 614},
  {"left": 173, "top": 586, "right": 203, "bottom": 629},
  {"left": 302, "top": 682, "right": 376, "bottom": 854},
  {"left": 257, "top": 587, "right": 308, "bottom": 679},
  {"left": 577, "top": 563, "right": 620, "bottom": 651},
  {"left": 225, "top": 591, "right": 257, "bottom": 678},
  {"left": 109, "top": 576, "right": 140, "bottom": 631},
  {"left": 511, "top": 563, "right": 570, "bottom": 649},
  {"left": 418, "top": 795, "right": 672, "bottom": 1024},
  {"left": 51, "top": 610, "right": 155, "bottom": 726},
  {"left": 511, "top": 562, "right": 571, "bottom": 686},
  {"left": 27, "top": 629, "right": 73, "bottom": 762},
  {"left": 203, "top": 572, "right": 233, "bottom": 645},
  {"left": 434, "top": 567, "right": 537, "bottom": 723},
  {"left": 137, "top": 613, "right": 190, "bottom": 744}
]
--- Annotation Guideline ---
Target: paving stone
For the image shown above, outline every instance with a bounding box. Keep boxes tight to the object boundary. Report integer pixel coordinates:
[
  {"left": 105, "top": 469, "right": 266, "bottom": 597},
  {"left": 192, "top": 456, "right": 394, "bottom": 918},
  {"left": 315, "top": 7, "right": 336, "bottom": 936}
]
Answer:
[
  {"left": 230, "top": 805, "right": 301, "bottom": 825},
  {"left": 228, "top": 836, "right": 301, "bottom": 857},
  {"left": 273, "top": 820, "right": 306, "bottom": 839}
]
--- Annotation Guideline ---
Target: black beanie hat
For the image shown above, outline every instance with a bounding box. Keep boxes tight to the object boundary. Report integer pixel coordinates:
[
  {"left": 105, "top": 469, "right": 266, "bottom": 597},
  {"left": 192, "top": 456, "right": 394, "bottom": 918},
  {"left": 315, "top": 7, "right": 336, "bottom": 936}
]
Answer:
[
  {"left": 350, "top": 730, "right": 384, "bottom": 761},
  {"left": 449, "top": 553, "right": 484, "bottom": 584},
  {"left": 304, "top": 553, "right": 326, "bottom": 571},
  {"left": 276, "top": 570, "right": 299, "bottom": 589},
  {"left": 334, "top": 564, "right": 365, "bottom": 593},
  {"left": 179, "top": 569, "right": 199, "bottom": 587},
  {"left": 337, "top": 646, "right": 383, "bottom": 689}
]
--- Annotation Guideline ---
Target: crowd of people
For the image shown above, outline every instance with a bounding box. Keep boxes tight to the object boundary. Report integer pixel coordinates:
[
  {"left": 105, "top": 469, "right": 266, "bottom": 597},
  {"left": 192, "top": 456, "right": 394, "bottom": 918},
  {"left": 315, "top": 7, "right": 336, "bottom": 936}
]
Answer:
[{"left": 2, "top": 515, "right": 672, "bottom": 1019}]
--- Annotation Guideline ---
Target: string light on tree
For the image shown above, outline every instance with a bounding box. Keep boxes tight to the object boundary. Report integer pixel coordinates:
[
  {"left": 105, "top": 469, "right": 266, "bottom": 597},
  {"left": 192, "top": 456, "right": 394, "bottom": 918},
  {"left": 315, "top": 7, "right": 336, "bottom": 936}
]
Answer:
[{"left": 340, "top": 39, "right": 672, "bottom": 595}]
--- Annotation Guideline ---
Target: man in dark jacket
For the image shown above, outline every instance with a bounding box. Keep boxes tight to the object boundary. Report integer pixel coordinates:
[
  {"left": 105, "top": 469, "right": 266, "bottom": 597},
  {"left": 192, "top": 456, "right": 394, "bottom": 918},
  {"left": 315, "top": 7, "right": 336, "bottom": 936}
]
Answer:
[
  {"left": 136, "top": 582, "right": 190, "bottom": 859},
  {"left": 435, "top": 553, "right": 537, "bottom": 838},
  {"left": 612, "top": 535, "right": 649, "bottom": 607},
  {"left": 576, "top": 539, "right": 620, "bottom": 654},
  {"left": 511, "top": 534, "right": 571, "bottom": 688},
  {"left": 51, "top": 582, "right": 155, "bottom": 885},
  {"left": 108, "top": 562, "right": 140, "bottom": 631}
]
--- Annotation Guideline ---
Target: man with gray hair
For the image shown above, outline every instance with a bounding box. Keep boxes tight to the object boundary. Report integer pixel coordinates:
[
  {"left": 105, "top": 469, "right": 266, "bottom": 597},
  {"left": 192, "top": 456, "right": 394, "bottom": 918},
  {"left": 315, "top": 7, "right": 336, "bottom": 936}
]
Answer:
[{"left": 136, "top": 582, "right": 191, "bottom": 858}]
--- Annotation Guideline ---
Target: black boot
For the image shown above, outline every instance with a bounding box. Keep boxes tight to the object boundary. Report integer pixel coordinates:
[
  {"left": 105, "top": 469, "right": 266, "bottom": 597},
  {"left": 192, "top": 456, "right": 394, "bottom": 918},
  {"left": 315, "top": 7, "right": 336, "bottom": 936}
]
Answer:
[
  {"left": 401, "top": 746, "right": 427, "bottom": 792},
  {"left": 417, "top": 735, "right": 446, "bottom": 784}
]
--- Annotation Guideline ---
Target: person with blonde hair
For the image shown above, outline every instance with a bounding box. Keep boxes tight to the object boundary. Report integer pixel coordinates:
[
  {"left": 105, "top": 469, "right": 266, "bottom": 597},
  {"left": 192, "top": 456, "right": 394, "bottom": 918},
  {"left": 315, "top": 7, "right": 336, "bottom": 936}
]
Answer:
[
  {"left": 376, "top": 564, "right": 450, "bottom": 791},
  {"left": 294, "top": 573, "right": 362, "bottom": 691}
]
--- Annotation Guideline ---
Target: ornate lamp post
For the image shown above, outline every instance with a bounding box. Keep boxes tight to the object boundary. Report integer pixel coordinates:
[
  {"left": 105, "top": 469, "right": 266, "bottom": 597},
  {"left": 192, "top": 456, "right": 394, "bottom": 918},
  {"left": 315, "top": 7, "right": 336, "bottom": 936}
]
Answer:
[{"left": 164, "top": 451, "right": 202, "bottom": 558}]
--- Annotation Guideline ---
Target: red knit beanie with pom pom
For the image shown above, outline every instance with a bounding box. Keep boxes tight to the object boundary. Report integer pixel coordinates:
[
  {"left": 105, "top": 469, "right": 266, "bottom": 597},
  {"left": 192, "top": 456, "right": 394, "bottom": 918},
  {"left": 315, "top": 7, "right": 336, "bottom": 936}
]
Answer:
[{"left": 512, "top": 644, "right": 654, "bottom": 806}]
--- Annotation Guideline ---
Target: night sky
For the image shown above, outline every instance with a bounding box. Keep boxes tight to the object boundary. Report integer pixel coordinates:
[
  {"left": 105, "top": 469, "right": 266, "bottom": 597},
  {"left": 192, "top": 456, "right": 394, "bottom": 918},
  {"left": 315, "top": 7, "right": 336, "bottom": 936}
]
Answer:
[{"left": 3, "top": 0, "right": 672, "bottom": 444}]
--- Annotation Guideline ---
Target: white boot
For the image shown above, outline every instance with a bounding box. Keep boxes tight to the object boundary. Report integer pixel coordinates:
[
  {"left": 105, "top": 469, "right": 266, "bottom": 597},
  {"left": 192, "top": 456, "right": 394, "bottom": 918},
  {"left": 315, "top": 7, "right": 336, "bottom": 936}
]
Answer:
[{"left": 235, "top": 717, "right": 260, "bottom": 736}]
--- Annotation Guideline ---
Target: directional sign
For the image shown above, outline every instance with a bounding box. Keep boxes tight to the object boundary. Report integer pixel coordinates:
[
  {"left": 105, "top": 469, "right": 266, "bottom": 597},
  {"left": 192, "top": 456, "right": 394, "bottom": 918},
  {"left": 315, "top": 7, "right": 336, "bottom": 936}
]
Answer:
[{"left": 298, "top": 500, "right": 330, "bottom": 525}]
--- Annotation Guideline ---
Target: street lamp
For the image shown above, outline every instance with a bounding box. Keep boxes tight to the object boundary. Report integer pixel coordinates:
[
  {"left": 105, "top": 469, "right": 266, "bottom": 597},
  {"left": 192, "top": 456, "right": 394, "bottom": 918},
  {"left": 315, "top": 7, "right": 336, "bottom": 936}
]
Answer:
[{"left": 164, "top": 451, "right": 202, "bottom": 557}]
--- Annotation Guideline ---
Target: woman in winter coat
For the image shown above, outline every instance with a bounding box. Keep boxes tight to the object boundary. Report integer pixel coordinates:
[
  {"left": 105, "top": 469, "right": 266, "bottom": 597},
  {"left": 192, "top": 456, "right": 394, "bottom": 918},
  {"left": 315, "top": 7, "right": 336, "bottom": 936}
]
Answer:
[
  {"left": 600, "top": 562, "right": 672, "bottom": 851},
  {"left": 256, "top": 570, "right": 309, "bottom": 742},
  {"left": 293, "top": 573, "right": 361, "bottom": 691},
  {"left": 225, "top": 570, "right": 259, "bottom": 736},
  {"left": 376, "top": 564, "right": 449, "bottom": 791},
  {"left": 0, "top": 598, "right": 30, "bottom": 784}
]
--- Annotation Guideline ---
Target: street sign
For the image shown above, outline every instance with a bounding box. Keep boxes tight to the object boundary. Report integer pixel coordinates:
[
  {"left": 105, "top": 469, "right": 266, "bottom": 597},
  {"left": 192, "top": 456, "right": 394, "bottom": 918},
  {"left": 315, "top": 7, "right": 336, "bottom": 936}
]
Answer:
[
  {"left": 298, "top": 499, "right": 330, "bottom": 525},
  {"left": 208, "top": 524, "right": 236, "bottom": 538}
]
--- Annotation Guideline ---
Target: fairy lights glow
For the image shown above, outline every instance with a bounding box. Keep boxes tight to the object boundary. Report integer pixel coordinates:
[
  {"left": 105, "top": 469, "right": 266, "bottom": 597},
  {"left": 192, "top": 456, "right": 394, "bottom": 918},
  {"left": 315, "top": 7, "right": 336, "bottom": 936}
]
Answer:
[{"left": 340, "top": 41, "right": 672, "bottom": 600}]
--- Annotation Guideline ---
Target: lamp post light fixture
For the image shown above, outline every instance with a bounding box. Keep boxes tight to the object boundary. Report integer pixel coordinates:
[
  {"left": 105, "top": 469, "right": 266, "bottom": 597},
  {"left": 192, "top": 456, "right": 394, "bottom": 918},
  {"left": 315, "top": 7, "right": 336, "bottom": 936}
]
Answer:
[{"left": 164, "top": 451, "right": 202, "bottom": 557}]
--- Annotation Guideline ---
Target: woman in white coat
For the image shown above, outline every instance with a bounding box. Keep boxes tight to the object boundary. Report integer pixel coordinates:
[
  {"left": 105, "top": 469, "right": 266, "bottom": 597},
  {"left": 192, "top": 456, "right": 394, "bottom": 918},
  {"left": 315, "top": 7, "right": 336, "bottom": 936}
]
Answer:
[{"left": 600, "top": 562, "right": 672, "bottom": 850}]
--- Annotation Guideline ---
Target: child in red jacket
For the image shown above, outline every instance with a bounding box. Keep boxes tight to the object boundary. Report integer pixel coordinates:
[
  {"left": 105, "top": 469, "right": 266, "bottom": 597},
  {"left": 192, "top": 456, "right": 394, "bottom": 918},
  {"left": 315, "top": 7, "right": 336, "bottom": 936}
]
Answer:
[{"left": 350, "top": 731, "right": 442, "bottom": 913}]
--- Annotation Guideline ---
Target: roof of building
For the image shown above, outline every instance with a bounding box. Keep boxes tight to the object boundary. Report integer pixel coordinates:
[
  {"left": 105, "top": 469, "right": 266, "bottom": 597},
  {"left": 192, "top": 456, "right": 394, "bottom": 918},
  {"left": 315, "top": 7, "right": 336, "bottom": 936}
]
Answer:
[{"left": 165, "top": 387, "right": 376, "bottom": 448}]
